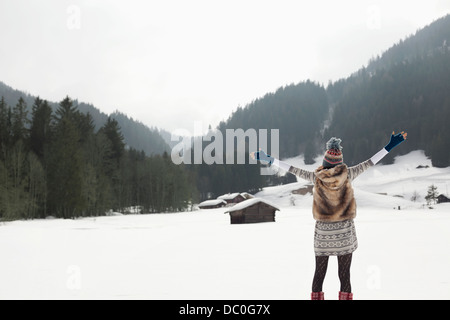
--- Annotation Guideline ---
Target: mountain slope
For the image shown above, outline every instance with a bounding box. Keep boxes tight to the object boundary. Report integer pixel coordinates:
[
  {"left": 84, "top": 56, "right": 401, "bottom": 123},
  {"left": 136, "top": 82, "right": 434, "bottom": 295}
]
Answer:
[
  {"left": 366, "top": 14, "right": 450, "bottom": 74},
  {"left": 0, "top": 81, "right": 169, "bottom": 156},
  {"left": 325, "top": 15, "right": 450, "bottom": 167},
  {"left": 218, "top": 80, "right": 329, "bottom": 161},
  {"left": 213, "top": 15, "right": 450, "bottom": 168}
]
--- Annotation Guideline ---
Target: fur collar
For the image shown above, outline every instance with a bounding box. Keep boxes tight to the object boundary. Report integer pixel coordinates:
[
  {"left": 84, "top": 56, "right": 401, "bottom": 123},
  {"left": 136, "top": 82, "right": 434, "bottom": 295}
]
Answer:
[
  {"left": 315, "top": 164, "right": 348, "bottom": 188},
  {"left": 313, "top": 164, "right": 356, "bottom": 222}
]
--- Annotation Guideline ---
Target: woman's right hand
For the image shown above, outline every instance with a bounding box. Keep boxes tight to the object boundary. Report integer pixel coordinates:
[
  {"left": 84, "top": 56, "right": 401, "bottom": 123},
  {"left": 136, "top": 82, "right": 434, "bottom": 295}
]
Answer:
[{"left": 250, "top": 149, "right": 274, "bottom": 165}]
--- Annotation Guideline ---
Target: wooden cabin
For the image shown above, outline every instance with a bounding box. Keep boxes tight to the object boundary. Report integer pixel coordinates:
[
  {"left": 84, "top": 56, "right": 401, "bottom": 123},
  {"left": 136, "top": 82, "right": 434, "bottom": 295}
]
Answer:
[
  {"left": 224, "top": 198, "right": 279, "bottom": 224},
  {"left": 240, "top": 192, "right": 254, "bottom": 200},
  {"left": 217, "top": 193, "right": 246, "bottom": 205},
  {"left": 198, "top": 199, "right": 227, "bottom": 209},
  {"left": 437, "top": 194, "right": 450, "bottom": 204}
]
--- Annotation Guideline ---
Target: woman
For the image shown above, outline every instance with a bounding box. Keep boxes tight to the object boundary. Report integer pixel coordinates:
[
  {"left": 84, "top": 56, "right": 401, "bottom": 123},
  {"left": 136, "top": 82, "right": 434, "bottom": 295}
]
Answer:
[{"left": 251, "top": 131, "right": 407, "bottom": 300}]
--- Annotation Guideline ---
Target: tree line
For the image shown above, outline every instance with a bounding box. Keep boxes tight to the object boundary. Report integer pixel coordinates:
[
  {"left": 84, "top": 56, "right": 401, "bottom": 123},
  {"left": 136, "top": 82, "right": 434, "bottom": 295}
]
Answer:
[
  {"left": 0, "top": 81, "right": 170, "bottom": 157},
  {"left": 0, "top": 96, "right": 193, "bottom": 220}
]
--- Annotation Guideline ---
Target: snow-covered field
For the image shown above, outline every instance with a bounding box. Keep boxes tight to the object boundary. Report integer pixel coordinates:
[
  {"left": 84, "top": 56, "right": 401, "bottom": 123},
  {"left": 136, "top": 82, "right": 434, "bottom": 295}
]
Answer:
[{"left": 1, "top": 151, "right": 449, "bottom": 300}]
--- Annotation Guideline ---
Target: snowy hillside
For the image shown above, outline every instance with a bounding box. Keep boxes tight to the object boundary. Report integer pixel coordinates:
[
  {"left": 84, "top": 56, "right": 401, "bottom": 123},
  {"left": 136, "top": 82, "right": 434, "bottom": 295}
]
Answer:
[{"left": 0, "top": 150, "right": 449, "bottom": 300}]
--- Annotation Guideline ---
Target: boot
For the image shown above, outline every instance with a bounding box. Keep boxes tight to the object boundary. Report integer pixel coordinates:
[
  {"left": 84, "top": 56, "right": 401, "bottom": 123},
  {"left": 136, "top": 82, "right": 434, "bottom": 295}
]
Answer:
[
  {"left": 339, "top": 291, "right": 353, "bottom": 300},
  {"left": 311, "top": 292, "right": 324, "bottom": 300}
]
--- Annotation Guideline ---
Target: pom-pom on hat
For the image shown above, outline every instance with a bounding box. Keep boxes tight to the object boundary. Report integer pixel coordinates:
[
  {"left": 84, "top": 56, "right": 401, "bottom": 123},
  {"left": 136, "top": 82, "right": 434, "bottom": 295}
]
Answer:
[{"left": 323, "top": 137, "right": 343, "bottom": 168}]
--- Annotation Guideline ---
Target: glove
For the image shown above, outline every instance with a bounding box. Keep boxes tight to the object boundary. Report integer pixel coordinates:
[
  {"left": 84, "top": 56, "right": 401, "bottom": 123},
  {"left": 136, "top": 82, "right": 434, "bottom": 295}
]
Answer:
[
  {"left": 251, "top": 149, "right": 274, "bottom": 165},
  {"left": 385, "top": 131, "right": 407, "bottom": 152}
]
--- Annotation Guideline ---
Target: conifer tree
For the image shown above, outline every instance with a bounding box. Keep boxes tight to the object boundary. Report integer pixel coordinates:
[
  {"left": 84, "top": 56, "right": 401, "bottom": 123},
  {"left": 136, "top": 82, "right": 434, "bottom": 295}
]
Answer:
[
  {"left": 425, "top": 184, "right": 439, "bottom": 205},
  {"left": 0, "top": 97, "right": 8, "bottom": 159},
  {"left": 100, "top": 117, "right": 125, "bottom": 165},
  {"left": 47, "top": 96, "right": 85, "bottom": 218},
  {"left": 29, "top": 97, "right": 52, "bottom": 160},
  {"left": 26, "top": 152, "right": 46, "bottom": 218},
  {"left": 98, "top": 117, "right": 125, "bottom": 211},
  {"left": 11, "top": 97, "right": 29, "bottom": 146}
]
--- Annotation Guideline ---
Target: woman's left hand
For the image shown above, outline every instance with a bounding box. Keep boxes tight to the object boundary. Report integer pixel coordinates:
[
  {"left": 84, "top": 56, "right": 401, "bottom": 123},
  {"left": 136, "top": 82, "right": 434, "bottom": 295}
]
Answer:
[{"left": 385, "top": 131, "right": 407, "bottom": 152}]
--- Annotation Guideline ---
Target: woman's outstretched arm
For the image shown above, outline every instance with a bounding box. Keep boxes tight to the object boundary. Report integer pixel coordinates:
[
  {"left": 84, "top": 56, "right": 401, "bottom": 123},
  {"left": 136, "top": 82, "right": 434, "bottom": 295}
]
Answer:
[
  {"left": 348, "top": 131, "right": 407, "bottom": 181},
  {"left": 251, "top": 149, "right": 315, "bottom": 183}
]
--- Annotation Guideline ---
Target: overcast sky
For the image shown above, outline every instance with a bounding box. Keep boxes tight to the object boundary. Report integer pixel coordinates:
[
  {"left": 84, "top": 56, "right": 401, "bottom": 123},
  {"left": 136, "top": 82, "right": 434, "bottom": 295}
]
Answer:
[{"left": 1, "top": 0, "right": 449, "bottom": 133}]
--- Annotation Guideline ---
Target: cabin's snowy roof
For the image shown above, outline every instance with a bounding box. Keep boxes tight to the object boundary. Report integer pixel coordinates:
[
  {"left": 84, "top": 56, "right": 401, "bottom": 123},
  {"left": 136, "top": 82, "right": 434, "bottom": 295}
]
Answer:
[
  {"left": 217, "top": 193, "right": 242, "bottom": 200},
  {"left": 240, "top": 192, "right": 254, "bottom": 199},
  {"left": 224, "top": 198, "right": 280, "bottom": 213},
  {"left": 198, "top": 199, "right": 227, "bottom": 207}
]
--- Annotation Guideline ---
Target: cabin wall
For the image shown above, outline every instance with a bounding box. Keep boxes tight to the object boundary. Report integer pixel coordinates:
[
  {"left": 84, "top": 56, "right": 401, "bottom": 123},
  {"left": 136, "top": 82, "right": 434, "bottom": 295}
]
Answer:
[{"left": 229, "top": 203, "right": 275, "bottom": 224}]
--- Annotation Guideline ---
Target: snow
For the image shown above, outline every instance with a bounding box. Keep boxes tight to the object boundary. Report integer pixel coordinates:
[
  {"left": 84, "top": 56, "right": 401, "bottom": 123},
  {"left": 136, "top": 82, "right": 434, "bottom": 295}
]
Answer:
[
  {"left": 224, "top": 198, "right": 280, "bottom": 213},
  {"left": 198, "top": 199, "right": 227, "bottom": 208},
  {"left": 0, "top": 150, "right": 449, "bottom": 300}
]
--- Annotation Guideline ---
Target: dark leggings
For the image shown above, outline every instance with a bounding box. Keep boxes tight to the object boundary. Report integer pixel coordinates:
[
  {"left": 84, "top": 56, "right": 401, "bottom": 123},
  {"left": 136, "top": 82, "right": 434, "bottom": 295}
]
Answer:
[{"left": 312, "top": 253, "right": 352, "bottom": 293}]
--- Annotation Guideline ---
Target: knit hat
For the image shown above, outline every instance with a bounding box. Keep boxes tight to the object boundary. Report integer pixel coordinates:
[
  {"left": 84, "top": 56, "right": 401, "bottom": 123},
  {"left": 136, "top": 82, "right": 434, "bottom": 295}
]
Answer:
[{"left": 322, "top": 137, "right": 343, "bottom": 168}]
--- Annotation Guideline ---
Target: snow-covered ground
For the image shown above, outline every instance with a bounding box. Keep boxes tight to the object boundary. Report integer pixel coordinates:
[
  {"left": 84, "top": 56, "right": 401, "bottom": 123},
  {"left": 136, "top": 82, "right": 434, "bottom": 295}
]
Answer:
[{"left": 1, "top": 150, "right": 449, "bottom": 300}]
